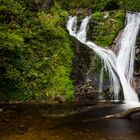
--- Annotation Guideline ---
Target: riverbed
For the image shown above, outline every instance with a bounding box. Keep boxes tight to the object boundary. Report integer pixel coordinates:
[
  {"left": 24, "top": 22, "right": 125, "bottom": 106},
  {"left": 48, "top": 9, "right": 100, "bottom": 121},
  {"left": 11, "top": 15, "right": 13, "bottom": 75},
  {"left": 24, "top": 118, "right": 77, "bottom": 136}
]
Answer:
[{"left": 0, "top": 102, "right": 140, "bottom": 140}]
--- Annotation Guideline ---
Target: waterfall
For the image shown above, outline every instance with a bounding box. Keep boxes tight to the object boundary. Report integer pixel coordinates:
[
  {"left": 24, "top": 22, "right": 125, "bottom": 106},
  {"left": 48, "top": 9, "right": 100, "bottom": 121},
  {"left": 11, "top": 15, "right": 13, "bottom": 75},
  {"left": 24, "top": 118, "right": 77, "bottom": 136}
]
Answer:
[
  {"left": 67, "top": 13, "right": 140, "bottom": 102},
  {"left": 115, "top": 13, "right": 140, "bottom": 102}
]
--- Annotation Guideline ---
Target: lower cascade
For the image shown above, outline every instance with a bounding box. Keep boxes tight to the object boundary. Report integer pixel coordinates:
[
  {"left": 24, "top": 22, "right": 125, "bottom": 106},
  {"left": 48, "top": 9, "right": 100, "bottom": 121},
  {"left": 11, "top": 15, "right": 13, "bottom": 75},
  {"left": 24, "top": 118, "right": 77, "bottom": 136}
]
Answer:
[{"left": 67, "top": 13, "right": 140, "bottom": 102}]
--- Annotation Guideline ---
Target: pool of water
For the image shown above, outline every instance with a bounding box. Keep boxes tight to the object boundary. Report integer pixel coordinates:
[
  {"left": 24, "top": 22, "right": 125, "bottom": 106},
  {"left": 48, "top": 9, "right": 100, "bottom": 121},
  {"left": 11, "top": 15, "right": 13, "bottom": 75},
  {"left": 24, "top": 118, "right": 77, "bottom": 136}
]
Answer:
[{"left": 0, "top": 102, "right": 140, "bottom": 140}]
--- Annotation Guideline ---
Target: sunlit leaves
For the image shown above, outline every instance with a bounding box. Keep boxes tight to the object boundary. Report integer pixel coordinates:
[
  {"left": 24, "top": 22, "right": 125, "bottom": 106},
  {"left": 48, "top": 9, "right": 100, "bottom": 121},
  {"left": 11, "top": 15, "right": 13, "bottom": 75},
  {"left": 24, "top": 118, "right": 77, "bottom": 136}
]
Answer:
[{"left": 0, "top": 0, "right": 74, "bottom": 101}]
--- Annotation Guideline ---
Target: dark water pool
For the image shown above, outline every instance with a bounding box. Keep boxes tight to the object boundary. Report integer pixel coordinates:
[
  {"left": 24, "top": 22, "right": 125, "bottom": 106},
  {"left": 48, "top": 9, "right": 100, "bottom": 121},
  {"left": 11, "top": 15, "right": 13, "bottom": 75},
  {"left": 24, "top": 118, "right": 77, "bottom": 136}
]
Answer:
[{"left": 0, "top": 102, "right": 140, "bottom": 140}]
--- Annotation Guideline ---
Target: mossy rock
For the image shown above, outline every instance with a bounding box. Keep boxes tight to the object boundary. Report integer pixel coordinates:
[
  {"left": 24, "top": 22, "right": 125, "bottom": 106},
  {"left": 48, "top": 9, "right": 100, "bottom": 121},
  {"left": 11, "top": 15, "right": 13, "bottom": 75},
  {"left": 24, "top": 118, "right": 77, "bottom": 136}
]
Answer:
[{"left": 91, "top": 10, "right": 125, "bottom": 47}]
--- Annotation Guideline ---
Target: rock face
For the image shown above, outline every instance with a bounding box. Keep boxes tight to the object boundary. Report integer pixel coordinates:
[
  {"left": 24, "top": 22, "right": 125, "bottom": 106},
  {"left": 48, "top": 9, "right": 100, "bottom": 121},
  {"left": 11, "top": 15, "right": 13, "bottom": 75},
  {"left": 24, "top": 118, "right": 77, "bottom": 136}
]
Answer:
[
  {"left": 71, "top": 38, "right": 111, "bottom": 101},
  {"left": 134, "top": 44, "right": 140, "bottom": 95},
  {"left": 71, "top": 14, "right": 140, "bottom": 101}
]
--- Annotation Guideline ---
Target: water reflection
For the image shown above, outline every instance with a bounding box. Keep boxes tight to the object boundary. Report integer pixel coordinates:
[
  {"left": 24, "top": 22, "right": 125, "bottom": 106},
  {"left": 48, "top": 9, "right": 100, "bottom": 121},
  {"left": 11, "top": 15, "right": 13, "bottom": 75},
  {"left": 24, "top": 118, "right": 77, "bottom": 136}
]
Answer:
[{"left": 0, "top": 103, "right": 140, "bottom": 140}]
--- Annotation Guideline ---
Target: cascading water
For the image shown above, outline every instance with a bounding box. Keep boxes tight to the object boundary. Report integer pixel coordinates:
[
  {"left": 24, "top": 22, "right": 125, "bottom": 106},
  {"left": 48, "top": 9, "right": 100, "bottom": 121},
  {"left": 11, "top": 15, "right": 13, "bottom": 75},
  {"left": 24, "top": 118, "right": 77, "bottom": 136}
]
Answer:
[
  {"left": 115, "top": 13, "right": 140, "bottom": 102},
  {"left": 67, "top": 13, "right": 140, "bottom": 102}
]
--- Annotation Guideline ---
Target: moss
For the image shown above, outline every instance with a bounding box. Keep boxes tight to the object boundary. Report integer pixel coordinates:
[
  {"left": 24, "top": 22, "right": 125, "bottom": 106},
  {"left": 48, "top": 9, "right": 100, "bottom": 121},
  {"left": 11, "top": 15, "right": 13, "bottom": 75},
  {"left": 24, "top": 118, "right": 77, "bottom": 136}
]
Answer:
[
  {"left": 91, "top": 11, "right": 103, "bottom": 21},
  {"left": 91, "top": 10, "right": 125, "bottom": 47}
]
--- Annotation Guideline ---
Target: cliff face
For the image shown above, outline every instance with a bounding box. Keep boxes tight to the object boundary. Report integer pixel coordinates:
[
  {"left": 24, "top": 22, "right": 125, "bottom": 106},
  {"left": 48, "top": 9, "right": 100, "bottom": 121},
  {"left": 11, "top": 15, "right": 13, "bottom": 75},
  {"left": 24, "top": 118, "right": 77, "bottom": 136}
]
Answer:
[{"left": 62, "top": 0, "right": 140, "bottom": 100}]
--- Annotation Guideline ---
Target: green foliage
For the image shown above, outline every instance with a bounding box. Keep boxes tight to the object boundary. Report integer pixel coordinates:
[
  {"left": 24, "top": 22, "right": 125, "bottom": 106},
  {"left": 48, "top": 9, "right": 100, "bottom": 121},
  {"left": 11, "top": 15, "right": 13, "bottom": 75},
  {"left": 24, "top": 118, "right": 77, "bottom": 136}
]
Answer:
[
  {"left": 57, "top": 0, "right": 94, "bottom": 9},
  {"left": 92, "top": 11, "right": 103, "bottom": 21},
  {"left": 92, "top": 0, "right": 140, "bottom": 12},
  {"left": 0, "top": 0, "right": 74, "bottom": 101},
  {"left": 93, "top": 0, "right": 109, "bottom": 11},
  {"left": 118, "top": 0, "right": 140, "bottom": 11},
  {"left": 92, "top": 10, "right": 125, "bottom": 47},
  {"left": 60, "top": 0, "right": 140, "bottom": 12},
  {"left": 0, "top": 0, "right": 24, "bottom": 14}
]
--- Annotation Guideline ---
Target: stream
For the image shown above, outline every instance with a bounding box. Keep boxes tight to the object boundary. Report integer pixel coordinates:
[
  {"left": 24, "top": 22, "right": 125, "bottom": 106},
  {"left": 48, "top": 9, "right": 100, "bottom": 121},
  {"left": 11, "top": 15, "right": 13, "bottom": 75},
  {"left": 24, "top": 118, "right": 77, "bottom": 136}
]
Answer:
[{"left": 0, "top": 102, "right": 140, "bottom": 140}]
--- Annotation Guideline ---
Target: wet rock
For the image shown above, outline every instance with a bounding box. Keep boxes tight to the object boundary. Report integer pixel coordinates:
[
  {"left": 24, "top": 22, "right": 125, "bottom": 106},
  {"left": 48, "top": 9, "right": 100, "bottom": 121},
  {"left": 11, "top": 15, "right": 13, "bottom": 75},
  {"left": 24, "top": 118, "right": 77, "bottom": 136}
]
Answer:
[
  {"left": 69, "top": 8, "right": 92, "bottom": 16},
  {"left": 55, "top": 95, "right": 65, "bottom": 103},
  {"left": 132, "top": 78, "right": 140, "bottom": 89},
  {"left": 2, "top": 119, "right": 10, "bottom": 123},
  {"left": 18, "top": 124, "right": 26, "bottom": 130},
  {"left": 3, "top": 119, "right": 10, "bottom": 123},
  {"left": 55, "top": 136, "right": 60, "bottom": 138}
]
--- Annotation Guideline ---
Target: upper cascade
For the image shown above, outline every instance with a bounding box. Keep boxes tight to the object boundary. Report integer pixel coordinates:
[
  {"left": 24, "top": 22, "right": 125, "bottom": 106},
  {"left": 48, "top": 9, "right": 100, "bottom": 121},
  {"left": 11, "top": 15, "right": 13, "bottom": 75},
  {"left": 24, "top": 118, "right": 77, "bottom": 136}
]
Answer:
[{"left": 67, "top": 13, "right": 140, "bottom": 102}]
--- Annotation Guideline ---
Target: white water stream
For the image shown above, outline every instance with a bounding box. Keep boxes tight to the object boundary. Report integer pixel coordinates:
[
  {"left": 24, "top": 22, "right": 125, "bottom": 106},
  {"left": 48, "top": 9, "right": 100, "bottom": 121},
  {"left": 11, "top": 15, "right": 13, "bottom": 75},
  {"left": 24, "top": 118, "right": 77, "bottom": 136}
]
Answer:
[{"left": 67, "top": 13, "right": 140, "bottom": 102}]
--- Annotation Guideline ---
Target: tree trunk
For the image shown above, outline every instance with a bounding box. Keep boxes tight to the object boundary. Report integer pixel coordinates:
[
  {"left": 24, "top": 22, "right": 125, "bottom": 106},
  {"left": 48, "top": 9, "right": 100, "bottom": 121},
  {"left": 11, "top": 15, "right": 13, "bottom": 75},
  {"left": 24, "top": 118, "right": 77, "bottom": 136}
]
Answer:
[
  {"left": 103, "top": 107, "right": 140, "bottom": 119},
  {"left": 82, "top": 107, "right": 140, "bottom": 122}
]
